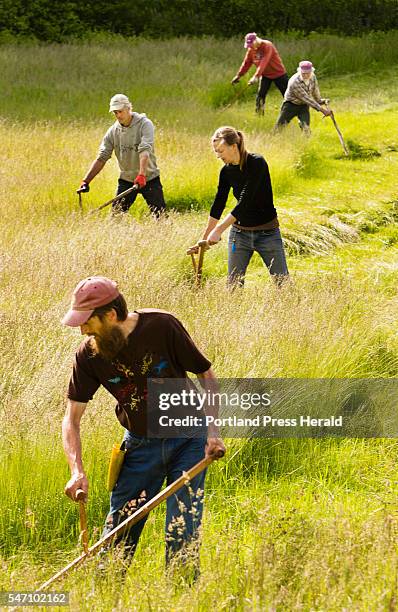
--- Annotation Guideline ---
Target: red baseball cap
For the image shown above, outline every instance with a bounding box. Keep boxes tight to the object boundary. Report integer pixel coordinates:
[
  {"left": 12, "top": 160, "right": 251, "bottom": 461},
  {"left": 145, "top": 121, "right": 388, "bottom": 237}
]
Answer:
[
  {"left": 244, "top": 32, "right": 257, "bottom": 48},
  {"left": 62, "top": 276, "right": 120, "bottom": 327}
]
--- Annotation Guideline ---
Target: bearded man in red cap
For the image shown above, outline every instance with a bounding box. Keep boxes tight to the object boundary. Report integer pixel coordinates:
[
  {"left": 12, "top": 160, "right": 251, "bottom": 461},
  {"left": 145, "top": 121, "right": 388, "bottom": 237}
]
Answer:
[
  {"left": 61, "top": 276, "right": 225, "bottom": 571},
  {"left": 274, "top": 60, "right": 332, "bottom": 132},
  {"left": 231, "top": 32, "right": 289, "bottom": 115}
]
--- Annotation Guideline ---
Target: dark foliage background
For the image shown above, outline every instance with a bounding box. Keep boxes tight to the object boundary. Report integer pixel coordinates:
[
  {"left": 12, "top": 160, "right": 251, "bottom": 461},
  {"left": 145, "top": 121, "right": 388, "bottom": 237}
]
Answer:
[{"left": 1, "top": 0, "right": 398, "bottom": 42}]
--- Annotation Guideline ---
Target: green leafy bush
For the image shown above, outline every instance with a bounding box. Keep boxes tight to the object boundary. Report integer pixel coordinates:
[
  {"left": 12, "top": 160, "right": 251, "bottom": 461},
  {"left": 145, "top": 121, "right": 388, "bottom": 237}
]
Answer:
[{"left": 1, "top": 1, "right": 398, "bottom": 41}]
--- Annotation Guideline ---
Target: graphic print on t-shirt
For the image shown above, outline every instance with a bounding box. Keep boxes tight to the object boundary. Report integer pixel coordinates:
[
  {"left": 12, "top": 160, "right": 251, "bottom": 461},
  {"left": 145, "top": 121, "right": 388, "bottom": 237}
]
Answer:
[
  {"left": 111, "top": 353, "right": 170, "bottom": 412},
  {"left": 112, "top": 360, "right": 141, "bottom": 413},
  {"left": 150, "top": 358, "right": 169, "bottom": 376}
]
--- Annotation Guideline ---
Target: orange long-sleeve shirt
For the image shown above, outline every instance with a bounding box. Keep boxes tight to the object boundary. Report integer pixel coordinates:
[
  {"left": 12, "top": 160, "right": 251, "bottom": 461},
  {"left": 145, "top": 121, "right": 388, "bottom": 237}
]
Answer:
[{"left": 237, "top": 39, "right": 286, "bottom": 79}]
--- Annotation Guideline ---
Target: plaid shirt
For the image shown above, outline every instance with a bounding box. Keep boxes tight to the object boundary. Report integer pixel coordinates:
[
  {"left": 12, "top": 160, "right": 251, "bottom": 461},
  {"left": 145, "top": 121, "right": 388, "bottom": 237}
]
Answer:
[{"left": 284, "top": 72, "right": 324, "bottom": 111}]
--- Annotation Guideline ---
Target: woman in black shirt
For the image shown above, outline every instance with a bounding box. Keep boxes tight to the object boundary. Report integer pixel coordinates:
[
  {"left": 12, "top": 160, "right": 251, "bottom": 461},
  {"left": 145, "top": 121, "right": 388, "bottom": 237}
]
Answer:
[{"left": 191, "top": 126, "right": 289, "bottom": 286}]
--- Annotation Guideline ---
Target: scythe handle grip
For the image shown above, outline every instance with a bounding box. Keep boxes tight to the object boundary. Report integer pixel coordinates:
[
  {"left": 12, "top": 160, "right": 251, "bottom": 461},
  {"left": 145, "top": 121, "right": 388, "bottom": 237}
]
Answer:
[{"left": 75, "top": 489, "right": 86, "bottom": 502}]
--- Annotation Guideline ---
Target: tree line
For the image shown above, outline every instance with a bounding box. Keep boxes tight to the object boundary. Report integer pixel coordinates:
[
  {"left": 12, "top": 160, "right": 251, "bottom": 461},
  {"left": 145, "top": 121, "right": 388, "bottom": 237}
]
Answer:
[{"left": 1, "top": 0, "right": 398, "bottom": 42}]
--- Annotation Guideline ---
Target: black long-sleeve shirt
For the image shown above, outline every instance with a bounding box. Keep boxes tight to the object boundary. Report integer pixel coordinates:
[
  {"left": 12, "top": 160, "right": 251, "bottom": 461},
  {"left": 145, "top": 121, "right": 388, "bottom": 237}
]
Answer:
[{"left": 210, "top": 153, "right": 277, "bottom": 226}]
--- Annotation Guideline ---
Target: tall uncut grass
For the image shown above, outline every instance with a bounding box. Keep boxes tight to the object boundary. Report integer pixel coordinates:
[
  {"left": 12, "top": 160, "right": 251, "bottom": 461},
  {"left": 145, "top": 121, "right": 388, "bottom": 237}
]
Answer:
[{"left": 1, "top": 35, "right": 398, "bottom": 610}]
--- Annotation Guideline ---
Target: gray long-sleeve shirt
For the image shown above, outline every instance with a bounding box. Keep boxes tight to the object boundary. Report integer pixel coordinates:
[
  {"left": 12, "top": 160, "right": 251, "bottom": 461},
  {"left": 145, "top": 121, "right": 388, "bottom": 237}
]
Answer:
[
  {"left": 97, "top": 112, "right": 160, "bottom": 182},
  {"left": 284, "top": 72, "right": 324, "bottom": 111}
]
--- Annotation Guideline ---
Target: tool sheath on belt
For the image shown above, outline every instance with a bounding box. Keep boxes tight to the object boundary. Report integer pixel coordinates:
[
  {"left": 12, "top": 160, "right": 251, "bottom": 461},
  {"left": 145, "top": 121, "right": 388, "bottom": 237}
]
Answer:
[{"left": 106, "top": 441, "right": 127, "bottom": 491}]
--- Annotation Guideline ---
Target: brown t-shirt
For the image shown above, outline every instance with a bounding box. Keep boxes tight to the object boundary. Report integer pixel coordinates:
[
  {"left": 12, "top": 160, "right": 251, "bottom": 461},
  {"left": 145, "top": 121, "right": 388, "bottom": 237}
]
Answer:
[{"left": 67, "top": 309, "right": 211, "bottom": 435}]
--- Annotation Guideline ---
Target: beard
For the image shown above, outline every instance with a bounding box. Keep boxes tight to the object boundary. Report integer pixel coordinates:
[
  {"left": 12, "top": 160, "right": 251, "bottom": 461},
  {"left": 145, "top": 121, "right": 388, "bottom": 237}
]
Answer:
[{"left": 90, "top": 324, "right": 127, "bottom": 362}]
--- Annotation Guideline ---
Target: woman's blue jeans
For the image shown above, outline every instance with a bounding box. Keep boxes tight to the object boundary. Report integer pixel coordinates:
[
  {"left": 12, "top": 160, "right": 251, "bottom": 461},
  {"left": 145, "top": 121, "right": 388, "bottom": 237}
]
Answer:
[
  {"left": 228, "top": 226, "right": 289, "bottom": 287},
  {"left": 102, "top": 431, "right": 207, "bottom": 567}
]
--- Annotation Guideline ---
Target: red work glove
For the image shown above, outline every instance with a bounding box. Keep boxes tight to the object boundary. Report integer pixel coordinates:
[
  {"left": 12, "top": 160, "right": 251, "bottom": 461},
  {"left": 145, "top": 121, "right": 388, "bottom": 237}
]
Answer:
[
  {"left": 134, "top": 174, "right": 146, "bottom": 189},
  {"left": 76, "top": 180, "right": 90, "bottom": 194}
]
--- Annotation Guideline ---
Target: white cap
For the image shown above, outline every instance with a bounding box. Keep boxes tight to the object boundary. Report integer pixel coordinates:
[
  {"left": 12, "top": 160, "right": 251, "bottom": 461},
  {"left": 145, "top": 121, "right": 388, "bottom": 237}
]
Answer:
[{"left": 109, "top": 94, "right": 131, "bottom": 112}]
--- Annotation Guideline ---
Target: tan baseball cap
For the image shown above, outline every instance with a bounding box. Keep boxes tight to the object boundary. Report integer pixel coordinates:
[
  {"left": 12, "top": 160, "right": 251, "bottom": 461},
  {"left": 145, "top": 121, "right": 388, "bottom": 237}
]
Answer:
[{"left": 109, "top": 93, "right": 131, "bottom": 112}]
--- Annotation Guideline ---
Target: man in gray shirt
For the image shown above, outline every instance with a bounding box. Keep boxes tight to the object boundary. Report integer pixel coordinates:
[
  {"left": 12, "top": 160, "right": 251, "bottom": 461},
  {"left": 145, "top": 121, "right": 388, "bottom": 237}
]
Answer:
[
  {"left": 78, "top": 94, "right": 166, "bottom": 216},
  {"left": 274, "top": 61, "right": 332, "bottom": 133}
]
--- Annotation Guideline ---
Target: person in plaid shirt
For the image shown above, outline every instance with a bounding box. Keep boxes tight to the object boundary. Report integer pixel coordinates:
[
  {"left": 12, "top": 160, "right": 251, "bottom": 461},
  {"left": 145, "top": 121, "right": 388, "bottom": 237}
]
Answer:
[{"left": 274, "top": 60, "right": 332, "bottom": 133}]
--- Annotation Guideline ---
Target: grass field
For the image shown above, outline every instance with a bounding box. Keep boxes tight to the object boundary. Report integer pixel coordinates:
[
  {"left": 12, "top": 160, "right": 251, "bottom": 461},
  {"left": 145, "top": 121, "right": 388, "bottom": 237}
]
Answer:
[{"left": 1, "top": 34, "right": 398, "bottom": 610}]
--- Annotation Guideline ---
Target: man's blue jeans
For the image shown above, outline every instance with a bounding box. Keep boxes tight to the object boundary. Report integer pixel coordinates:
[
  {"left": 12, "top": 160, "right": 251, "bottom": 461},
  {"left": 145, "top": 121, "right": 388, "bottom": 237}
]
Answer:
[
  {"left": 102, "top": 431, "right": 207, "bottom": 566},
  {"left": 228, "top": 226, "right": 289, "bottom": 287}
]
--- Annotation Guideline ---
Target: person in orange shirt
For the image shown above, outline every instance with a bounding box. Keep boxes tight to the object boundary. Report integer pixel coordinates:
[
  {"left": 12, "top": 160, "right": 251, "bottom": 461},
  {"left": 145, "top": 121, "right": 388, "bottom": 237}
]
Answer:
[{"left": 231, "top": 32, "right": 289, "bottom": 115}]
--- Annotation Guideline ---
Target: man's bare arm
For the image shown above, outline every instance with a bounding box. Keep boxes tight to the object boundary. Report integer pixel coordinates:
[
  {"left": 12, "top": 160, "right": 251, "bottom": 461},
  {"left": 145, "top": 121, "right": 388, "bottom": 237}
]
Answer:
[
  {"left": 139, "top": 151, "right": 149, "bottom": 176},
  {"left": 197, "top": 367, "right": 226, "bottom": 459},
  {"left": 83, "top": 159, "right": 106, "bottom": 184},
  {"left": 62, "top": 399, "right": 88, "bottom": 501}
]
